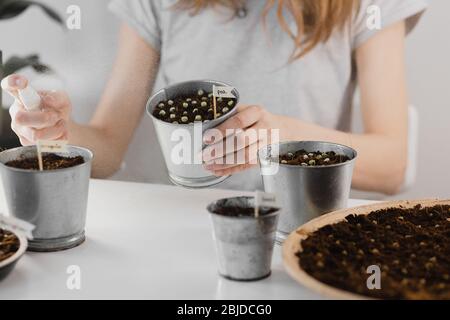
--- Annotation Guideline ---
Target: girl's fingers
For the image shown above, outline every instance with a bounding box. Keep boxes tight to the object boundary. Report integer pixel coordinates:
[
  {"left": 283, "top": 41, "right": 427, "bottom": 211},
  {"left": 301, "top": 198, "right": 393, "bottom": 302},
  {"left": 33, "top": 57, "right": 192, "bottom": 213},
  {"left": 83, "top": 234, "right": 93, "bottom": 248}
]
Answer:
[
  {"left": 9, "top": 99, "right": 26, "bottom": 117},
  {"left": 39, "top": 90, "right": 71, "bottom": 115},
  {"left": 11, "top": 122, "right": 35, "bottom": 142},
  {"left": 5, "top": 81, "right": 72, "bottom": 145},
  {"left": 1, "top": 75, "right": 27, "bottom": 98},
  {"left": 12, "top": 120, "right": 67, "bottom": 142},
  {"left": 204, "top": 141, "right": 260, "bottom": 171},
  {"left": 204, "top": 105, "right": 264, "bottom": 144},
  {"left": 32, "top": 120, "right": 67, "bottom": 141},
  {"left": 13, "top": 108, "right": 60, "bottom": 129},
  {"left": 1, "top": 75, "right": 28, "bottom": 99},
  {"left": 18, "top": 135, "right": 34, "bottom": 147},
  {"left": 203, "top": 125, "right": 259, "bottom": 162},
  {"left": 212, "top": 163, "right": 257, "bottom": 177}
]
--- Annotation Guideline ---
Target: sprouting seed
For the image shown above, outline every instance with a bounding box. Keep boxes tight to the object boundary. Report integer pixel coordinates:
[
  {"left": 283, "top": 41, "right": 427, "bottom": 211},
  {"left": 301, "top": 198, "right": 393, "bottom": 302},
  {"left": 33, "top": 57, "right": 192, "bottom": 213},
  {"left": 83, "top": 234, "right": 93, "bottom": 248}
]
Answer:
[
  {"left": 168, "top": 100, "right": 174, "bottom": 106},
  {"left": 228, "top": 100, "right": 234, "bottom": 107},
  {"left": 198, "top": 89, "right": 204, "bottom": 96},
  {"left": 201, "top": 102, "right": 208, "bottom": 107},
  {"left": 181, "top": 116, "right": 189, "bottom": 123},
  {"left": 183, "top": 102, "right": 189, "bottom": 108},
  {"left": 195, "top": 115, "right": 202, "bottom": 121},
  {"left": 159, "top": 110, "right": 166, "bottom": 116},
  {"left": 222, "top": 107, "right": 230, "bottom": 113}
]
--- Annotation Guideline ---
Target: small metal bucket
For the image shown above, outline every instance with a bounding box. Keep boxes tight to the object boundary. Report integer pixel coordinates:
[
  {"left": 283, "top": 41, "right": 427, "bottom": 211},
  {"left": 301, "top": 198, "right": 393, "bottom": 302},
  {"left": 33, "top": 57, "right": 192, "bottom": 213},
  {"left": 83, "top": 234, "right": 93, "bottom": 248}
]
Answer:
[
  {"left": 0, "top": 146, "right": 93, "bottom": 252},
  {"left": 258, "top": 141, "right": 357, "bottom": 243},
  {"left": 146, "top": 80, "right": 239, "bottom": 188},
  {"left": 207, "top": 197, "right": 280, "bottom": 281}
]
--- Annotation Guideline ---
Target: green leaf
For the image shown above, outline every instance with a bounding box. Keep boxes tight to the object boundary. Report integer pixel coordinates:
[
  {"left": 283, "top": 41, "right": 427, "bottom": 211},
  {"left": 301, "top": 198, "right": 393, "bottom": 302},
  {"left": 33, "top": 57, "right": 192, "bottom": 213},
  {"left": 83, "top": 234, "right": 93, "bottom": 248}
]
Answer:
[
  {"left": 1, "top": 54, "right": 52, "bottom": 76},
  {"left": 0, "top": 0, "right": 63, "bottom": 25}
]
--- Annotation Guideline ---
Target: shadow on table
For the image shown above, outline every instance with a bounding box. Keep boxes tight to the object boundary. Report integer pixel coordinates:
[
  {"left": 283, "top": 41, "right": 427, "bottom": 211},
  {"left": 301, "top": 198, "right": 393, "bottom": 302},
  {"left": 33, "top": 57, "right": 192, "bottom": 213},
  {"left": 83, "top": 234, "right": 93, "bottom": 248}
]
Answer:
[{"left": 214, "top": 266, "right": 324, "bottom": 300}]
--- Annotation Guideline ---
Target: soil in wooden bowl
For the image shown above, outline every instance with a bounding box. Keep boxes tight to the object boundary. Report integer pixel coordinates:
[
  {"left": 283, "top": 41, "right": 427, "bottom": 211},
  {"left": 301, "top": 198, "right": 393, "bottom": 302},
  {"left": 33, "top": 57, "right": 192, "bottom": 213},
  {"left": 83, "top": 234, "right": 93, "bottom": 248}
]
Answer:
[
  {"left": 280, "top": 150, "right": 350, "bottom": 167},
  {"left": 153, "top": 89, "right": 236, "bottom": 124},
  {"left": 5, "top": 154, "right": 85, "bottom": 171},
  {"left": 0, "top": 229, "right": 20, "bottom": 263},
  {"left": 296, "top": 204, "right": 450, "bottom": 300}
]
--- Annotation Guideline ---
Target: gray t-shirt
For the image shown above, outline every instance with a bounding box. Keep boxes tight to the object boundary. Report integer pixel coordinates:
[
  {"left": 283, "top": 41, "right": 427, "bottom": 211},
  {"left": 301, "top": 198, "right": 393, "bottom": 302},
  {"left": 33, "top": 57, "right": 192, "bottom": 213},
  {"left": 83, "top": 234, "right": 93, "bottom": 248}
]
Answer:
[{"left": 108, "top": 0, "right": 428, "bottom": 190}]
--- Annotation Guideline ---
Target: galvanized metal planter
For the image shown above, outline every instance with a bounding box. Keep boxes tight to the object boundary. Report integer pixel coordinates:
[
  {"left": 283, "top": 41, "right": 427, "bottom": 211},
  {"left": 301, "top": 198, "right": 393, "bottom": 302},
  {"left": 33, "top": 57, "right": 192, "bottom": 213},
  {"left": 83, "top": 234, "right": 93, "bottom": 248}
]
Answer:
[
  {"left": 259, "top": 141, "right": 357, "bottom": 243},
  {"left": 0, "top": 145, "right": 93, "bottom": 252},
  {"left": 146, "top": 80, "right": 239, "bottom": 188},
  {"left": 208, "top": 197, "right": 280, "bottom": 281}
]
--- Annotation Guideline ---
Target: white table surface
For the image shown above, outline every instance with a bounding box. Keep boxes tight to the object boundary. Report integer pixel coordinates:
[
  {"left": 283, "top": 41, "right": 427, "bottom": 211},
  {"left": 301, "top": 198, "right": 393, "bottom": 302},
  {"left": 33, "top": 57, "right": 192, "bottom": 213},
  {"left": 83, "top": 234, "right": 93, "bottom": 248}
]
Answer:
[{"left": 0, "top": 179, "right": 371, "bottom": 300}]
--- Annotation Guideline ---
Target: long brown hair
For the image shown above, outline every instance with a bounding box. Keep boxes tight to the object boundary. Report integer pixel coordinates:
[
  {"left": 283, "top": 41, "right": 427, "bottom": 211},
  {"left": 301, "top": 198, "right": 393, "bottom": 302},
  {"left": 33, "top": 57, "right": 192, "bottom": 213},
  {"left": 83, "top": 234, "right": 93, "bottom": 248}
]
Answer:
[{"left": 175, "top": 0, "right": 359, "bottom": 60}]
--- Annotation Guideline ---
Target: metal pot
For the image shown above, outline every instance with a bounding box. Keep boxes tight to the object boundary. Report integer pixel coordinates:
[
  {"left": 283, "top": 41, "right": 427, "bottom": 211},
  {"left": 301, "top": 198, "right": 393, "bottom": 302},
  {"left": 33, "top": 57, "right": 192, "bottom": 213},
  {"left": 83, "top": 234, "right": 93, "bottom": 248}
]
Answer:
[
  {"left": 258, "top": 141, "right": 357, "bottom": 243},
  {"left": 146, "top": 80, "right": 239, "bottom": 188},
  {"left": 0, "top": 145, "right": 93, "bottom": 252}
]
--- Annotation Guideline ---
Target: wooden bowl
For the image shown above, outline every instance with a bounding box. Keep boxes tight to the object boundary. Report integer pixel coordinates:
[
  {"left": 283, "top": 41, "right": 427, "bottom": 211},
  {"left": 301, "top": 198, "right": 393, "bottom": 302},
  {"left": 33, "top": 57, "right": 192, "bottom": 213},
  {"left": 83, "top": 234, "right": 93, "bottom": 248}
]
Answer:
[{"left": 282, "top": 199, "right": 450, "bottom": 300}]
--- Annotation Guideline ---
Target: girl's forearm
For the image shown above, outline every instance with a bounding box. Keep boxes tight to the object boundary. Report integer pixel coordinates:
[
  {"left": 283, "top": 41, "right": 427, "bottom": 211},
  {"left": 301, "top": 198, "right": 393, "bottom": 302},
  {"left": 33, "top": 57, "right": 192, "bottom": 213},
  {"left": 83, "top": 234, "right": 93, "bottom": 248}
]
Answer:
[{"left": 68, "top": 121, "right": 124, "bottom": 178}]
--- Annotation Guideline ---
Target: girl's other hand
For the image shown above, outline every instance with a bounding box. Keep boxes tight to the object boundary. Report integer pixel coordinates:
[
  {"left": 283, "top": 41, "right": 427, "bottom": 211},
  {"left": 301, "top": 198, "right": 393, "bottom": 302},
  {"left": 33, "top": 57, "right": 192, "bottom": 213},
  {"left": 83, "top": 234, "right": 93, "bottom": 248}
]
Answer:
[{"left": 1, "top": 74, "right": 72, "bottom": 145}]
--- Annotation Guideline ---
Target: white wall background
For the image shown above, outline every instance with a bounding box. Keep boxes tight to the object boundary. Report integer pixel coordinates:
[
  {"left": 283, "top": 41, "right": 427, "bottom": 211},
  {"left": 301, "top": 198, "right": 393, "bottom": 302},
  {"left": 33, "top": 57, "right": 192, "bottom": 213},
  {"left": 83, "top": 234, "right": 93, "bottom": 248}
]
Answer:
[{"left": 0, "top": 0, "right": 449, "bottom": 198}]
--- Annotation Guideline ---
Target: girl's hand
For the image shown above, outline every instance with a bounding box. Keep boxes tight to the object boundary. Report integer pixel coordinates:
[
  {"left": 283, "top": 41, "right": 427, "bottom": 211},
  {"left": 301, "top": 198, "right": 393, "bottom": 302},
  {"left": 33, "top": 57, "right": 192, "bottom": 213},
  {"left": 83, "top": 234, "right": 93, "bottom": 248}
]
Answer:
[
  {"left": 1, "top": 74, "right": 72, "bottom": 146},
  {"left": 202, "top": 105, "right": 288, "bottom": 176}
]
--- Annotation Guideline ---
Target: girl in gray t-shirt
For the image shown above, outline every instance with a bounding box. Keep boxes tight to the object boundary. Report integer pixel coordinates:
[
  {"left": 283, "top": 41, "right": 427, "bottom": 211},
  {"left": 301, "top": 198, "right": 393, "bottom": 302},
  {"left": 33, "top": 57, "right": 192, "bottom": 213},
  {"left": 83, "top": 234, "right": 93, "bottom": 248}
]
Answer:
[{"left": 3, "top": 0, "right": 428, "bottom": 194}]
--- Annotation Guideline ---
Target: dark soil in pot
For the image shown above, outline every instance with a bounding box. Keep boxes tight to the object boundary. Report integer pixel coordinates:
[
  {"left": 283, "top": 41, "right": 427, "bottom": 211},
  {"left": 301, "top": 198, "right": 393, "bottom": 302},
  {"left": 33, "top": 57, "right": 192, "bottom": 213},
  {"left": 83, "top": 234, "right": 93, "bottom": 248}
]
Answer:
[
  {"left": 153, "top": 89, "right": 236, "bottom": 124},
  {"left": 280, "top": 150, "right": 350, "bottom": 166},
  {"left": 5, "top": 154, "right": 85, "bottom": 170}
]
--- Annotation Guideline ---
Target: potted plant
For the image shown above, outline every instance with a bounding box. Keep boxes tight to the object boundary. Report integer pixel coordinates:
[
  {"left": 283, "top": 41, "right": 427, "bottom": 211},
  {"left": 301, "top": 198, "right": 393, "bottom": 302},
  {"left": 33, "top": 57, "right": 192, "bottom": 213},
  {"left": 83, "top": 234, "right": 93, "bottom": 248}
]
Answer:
[
  {"left": 0, "top": 0, "right": 63, "bottom": 148},
  {"left": 0, "top": 145, "right": 93, "bottom": 252},
  {"left": 258, "top": 141, "right": 357, "bottom": 243},
  {"left": 207, "top": 196, "right": 280, "bottom": 281},
  {"left": 146, "top": 80, "right": 240, "bottom": 188}
]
